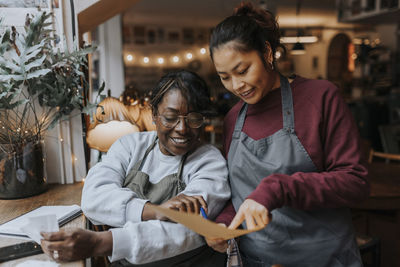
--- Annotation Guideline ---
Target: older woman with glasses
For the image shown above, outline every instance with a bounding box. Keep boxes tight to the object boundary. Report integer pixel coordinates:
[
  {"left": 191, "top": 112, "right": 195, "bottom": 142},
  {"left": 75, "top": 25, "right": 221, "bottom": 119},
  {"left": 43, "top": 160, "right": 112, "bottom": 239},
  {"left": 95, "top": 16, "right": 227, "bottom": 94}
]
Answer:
[{"left": 40, "top": 70, "right": 230, "bottom": 266}]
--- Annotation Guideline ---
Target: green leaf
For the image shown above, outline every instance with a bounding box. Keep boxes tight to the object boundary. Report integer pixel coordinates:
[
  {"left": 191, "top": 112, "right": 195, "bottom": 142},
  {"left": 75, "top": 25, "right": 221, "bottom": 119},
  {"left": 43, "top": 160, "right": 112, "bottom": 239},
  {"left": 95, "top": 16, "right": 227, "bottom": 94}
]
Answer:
[
  {"left": 9, "top": 49, "right": 21, "bottom": 65},
  {"left": 0, "top": 57, "right": 21, "bottom": 73},
  {"left": 25, "top": 54, "right": 47, "bottom": 72},
  {"left": 0, "top": 74, "right": 24, "bottom": 81},
  {"left": 26, "top": 69, "right": 51, "bottom": 79}
]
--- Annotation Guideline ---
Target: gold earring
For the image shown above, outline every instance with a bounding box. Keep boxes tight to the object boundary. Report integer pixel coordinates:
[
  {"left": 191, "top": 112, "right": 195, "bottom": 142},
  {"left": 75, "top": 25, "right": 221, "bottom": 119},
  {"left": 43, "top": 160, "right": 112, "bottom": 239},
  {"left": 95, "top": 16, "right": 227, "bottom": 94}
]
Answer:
[{"left": 269, "top": 61, "right": 274, "bottom": 70}]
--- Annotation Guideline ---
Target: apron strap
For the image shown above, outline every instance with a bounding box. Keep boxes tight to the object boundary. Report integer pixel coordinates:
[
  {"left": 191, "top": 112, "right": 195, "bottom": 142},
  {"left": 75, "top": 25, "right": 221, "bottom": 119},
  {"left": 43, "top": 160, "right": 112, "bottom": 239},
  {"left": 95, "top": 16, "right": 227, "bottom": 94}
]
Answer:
[
  {"left": 134, "top": 135, "right": 158, "bottom": 171},
  {"left": 232, "top": 103, "right": 248, "bottom": 139},
  {"left": 280, "top": 74, "right": 295, "bottom": 131},
  {"left": 176, "top": 153, "right": 188, "bottom": 191}
]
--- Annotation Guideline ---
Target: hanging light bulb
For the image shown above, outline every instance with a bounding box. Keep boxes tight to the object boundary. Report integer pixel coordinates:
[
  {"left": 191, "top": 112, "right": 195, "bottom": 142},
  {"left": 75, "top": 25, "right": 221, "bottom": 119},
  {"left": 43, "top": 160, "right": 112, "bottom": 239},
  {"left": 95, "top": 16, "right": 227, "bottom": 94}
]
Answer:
[
  {"left": 172, "top": 56, "right": 180, "bottom": 63},
  {"left": 291, "top": 42, "right": 306, "bottom": 55}
]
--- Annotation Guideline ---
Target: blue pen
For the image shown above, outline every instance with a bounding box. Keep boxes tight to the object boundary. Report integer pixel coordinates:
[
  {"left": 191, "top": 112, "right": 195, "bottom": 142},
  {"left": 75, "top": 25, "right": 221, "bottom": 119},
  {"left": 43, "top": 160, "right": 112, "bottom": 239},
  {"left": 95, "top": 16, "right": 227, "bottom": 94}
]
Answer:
[{"left": 200, "top": 207, "right": 208, "bottom": 219}]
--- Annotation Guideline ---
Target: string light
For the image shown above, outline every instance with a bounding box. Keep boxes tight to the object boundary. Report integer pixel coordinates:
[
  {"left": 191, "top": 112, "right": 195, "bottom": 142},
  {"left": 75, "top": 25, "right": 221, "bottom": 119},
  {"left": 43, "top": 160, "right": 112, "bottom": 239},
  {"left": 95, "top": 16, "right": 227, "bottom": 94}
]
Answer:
[
  {"left": 172, "top": 56, "right": 180, "bottom": 63},
  {"left": 124, "top": 48, "right": 210, "bottom": 67}
]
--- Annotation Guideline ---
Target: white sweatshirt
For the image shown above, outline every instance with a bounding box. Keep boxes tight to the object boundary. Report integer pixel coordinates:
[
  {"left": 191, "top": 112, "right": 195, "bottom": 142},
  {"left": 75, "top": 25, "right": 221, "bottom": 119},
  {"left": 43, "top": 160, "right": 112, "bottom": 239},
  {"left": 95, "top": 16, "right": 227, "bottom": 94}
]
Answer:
[{"left": 81, "top": 131, "right": 230, "bottom": 264}]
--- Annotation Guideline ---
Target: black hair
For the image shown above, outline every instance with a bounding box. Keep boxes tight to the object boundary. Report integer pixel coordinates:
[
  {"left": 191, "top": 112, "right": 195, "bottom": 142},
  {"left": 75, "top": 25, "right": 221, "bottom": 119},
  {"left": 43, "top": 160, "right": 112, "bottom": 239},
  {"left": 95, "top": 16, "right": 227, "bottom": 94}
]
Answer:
[
  {"left": 209, "top": 2, "right": 283, "bottom": 67},
  {"left": 150, "top": 70, "right": 215, "bottom": 116}
]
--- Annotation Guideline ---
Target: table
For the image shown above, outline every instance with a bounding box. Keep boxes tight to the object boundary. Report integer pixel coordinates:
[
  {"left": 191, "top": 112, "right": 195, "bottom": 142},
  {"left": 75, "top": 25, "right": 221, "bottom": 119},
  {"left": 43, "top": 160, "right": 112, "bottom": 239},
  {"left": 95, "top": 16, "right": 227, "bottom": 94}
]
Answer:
[
  {"left": 351, "top": 162, "right": 400, "bottom": 267},
  {"left": 0, "top": 183, "right": 85, "bottom": 267}
]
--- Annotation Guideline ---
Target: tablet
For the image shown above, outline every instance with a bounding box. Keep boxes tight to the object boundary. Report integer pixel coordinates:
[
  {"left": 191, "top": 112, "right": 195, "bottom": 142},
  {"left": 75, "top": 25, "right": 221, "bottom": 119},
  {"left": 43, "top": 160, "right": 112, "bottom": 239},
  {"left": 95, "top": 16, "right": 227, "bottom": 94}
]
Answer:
[{"left": 0, "top": 241, "right": 43, "bottom": 263}]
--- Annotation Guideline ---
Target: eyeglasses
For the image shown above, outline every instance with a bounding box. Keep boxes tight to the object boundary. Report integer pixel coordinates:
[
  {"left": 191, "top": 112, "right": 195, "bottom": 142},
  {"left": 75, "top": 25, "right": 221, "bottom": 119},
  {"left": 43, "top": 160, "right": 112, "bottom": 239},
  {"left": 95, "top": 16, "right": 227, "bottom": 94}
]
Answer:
[{"left": 157, "top": 112, "right": 205, "bottom": 129}]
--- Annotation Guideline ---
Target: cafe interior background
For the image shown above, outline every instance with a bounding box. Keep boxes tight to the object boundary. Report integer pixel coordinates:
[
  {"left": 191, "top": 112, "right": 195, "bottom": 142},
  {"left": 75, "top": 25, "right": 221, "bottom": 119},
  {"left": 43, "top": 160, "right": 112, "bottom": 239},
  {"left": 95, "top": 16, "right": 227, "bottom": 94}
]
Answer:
[{"left": 1, "top": 0, "right": 400, "bottom": 266}]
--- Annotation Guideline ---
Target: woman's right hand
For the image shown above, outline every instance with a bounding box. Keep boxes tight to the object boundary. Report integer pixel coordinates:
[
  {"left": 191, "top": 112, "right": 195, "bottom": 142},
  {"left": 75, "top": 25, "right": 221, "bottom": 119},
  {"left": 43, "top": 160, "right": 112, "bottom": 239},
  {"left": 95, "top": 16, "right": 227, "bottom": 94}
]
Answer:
[
  {"left": 142, "top": 194, "right": 207, "bottom": 221},
  {"left": 229, "top": 199, "right": 270, "bottom": 230}
]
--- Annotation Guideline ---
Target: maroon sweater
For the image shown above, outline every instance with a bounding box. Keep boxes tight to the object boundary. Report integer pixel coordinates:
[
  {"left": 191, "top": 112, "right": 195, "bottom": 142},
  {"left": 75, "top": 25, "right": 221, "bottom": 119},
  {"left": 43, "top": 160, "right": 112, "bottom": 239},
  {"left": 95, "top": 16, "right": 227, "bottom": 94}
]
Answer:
[{"left": 216, "top": 76, "right": 369, "bottom": 226}]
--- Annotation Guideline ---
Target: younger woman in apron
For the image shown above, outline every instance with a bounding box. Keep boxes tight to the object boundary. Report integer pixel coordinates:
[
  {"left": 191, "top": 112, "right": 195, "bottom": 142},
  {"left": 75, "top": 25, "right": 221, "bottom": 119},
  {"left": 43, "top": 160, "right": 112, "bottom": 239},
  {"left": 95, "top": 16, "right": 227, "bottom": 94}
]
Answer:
[
  {"left": 206, "top": 3, "right": 369, "bottom": 267},
  {"left": 40, "top": 70, "right": 230, "bottom": 266}
]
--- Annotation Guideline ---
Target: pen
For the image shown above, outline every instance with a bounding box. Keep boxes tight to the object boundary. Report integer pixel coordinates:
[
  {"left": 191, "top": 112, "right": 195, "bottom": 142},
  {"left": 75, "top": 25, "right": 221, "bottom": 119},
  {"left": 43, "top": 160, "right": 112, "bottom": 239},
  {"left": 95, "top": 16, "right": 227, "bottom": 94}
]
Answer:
[{"left": 200, "top": 207, "right": 208, "bottom": 219}]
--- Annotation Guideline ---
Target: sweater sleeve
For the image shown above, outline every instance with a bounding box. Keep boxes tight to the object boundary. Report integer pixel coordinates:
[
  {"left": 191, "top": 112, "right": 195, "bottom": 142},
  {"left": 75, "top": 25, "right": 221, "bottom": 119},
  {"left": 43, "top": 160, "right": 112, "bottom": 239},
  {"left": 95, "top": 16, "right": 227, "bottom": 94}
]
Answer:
[
  {"left": 247, "top": 86, "right": 369, "bottom": 211},
  {"left": 81, "top": 134, "right": 150, "bottom": 227},
  {"left": 215, "top": 200, "right": 236, "bottom": 226},
  {"left": 180, "top": 145, "right": 231, "bottom": 220},
  {"left": 110, "top": 221, "right": 204, "bottom": 264}
]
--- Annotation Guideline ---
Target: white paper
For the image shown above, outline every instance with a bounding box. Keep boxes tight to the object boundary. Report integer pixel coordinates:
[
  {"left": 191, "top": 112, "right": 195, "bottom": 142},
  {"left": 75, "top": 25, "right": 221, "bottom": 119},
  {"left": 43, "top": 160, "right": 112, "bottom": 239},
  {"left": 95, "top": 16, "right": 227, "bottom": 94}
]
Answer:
[
  {"left": 16, "top": 260, "right": 59, "bottom": 267},
  {"left": 20, "top": 214, "right": 59, "bottom": 243},
  {"left": 0, "top": 205, "right": 81, "bottom": 239}
]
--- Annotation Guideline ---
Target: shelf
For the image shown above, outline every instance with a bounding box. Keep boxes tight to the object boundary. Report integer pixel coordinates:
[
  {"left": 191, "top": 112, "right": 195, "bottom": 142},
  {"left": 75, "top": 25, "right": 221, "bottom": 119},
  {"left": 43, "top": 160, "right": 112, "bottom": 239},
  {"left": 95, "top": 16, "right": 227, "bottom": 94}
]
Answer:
[{"left": 338, "top": 0, "right": 400, "bottom": 24}]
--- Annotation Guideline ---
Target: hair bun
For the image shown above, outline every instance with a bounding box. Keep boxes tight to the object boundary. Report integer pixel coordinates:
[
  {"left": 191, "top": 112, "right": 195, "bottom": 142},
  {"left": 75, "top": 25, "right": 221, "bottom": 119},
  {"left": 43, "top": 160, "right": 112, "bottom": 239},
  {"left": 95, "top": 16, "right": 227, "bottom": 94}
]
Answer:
[{"left": 234, "top": 2, "right": 257, "bottom": 17}]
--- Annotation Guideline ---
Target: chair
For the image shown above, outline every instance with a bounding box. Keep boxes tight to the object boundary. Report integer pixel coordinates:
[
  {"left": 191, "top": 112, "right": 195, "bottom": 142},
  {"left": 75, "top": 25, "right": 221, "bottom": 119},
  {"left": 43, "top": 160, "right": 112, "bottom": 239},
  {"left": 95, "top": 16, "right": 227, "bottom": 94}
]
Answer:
[
  {"left": 357, "top": 235, "right": 381, "bottom": 267},
  {"left": 368, "top": 124, "right": 400, "bottom": 164},
  {"left": 368, "top": 149, "right": 400, "bottom": 163}
]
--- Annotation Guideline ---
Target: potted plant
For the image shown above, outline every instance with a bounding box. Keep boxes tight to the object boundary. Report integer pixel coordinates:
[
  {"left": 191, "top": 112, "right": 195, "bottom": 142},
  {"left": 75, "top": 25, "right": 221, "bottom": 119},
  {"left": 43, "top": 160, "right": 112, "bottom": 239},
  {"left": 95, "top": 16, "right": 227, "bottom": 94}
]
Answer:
[{"left": 0, "top": 12, "right": 102, "bottom": 199}]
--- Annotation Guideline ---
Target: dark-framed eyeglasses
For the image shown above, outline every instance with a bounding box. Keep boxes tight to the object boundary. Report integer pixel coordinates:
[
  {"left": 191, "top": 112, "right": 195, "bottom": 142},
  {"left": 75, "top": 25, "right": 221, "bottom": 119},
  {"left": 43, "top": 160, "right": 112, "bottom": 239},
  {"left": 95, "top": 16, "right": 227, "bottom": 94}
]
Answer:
[{"left": 157, "top": 112, "right": 205, "bottom": 129}]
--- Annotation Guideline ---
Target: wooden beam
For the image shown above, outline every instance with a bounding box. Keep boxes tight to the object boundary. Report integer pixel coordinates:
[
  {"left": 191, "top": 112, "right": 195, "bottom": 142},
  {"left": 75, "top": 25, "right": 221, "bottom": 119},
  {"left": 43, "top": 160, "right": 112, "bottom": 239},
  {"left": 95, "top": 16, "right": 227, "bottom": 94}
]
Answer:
[{"left": 78, "top": 0, "right": 140, "bottom": 34}]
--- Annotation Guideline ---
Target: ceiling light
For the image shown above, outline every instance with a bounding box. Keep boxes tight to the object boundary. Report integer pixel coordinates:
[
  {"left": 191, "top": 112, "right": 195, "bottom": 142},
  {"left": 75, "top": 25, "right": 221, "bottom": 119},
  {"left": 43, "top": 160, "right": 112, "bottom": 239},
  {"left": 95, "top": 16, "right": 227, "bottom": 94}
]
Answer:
[
  {"left": 157, "top": 57, "right": 164, "bottom": 64},
  {"left": 143, "top": 57, "right": 149, "bottom": 64},
  {"left": 172, "top": 56, "right": 180, "bottom": 63},
  {"left": 186, "top": 53, "right": 193, "bottom": 60},
  {"left": 280, "top": 36, "right": 318, "bottom": 44},
  {"left": 126, "top": 54, "right": 133, "bottom": 61},
  {"left": 200, "top": 48, "right": 206, "bottom": 54},
  {"left": 291, "top": 42, "right": 305, "bottom": 55}
]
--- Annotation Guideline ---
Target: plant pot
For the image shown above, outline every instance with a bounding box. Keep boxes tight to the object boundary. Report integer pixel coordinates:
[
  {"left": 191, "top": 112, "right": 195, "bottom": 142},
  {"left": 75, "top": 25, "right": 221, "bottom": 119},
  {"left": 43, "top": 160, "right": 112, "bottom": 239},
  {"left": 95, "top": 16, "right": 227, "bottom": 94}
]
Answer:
[{"left": 0, "top": 140, "right": 47, "bottom": 199}]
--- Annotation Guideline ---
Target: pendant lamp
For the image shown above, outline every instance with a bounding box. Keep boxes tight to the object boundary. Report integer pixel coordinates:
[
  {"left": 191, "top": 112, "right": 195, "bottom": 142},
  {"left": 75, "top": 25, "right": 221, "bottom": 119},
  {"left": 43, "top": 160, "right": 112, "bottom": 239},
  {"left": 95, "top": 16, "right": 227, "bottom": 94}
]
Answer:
[
  {"left": 291, "top": 42, "right": 306, "bottom": 55},
  {"left": 291, "top": 0, "right": 306, "bottom": 55}
]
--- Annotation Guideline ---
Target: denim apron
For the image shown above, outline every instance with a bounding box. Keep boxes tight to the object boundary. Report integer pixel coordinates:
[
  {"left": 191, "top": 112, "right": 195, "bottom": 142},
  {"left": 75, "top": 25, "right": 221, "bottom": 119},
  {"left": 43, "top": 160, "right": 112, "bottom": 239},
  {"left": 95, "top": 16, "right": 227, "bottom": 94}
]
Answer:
[
  {"left": 113, "top": 137, "right": 226, "bottom": 267},
  {"left": 124, "top": 136, "right": 186, "bottom": 204},
  {"left": 227, "top": 75, "right": 362, "bottom": 267}
]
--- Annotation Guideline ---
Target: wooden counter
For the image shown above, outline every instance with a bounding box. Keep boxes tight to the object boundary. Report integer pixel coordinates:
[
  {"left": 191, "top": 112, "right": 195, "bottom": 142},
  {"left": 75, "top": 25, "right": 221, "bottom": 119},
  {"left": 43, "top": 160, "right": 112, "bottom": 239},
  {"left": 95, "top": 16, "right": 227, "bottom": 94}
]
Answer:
[{"left": 0, "top": 183, "right": 85, "bottom": 267}]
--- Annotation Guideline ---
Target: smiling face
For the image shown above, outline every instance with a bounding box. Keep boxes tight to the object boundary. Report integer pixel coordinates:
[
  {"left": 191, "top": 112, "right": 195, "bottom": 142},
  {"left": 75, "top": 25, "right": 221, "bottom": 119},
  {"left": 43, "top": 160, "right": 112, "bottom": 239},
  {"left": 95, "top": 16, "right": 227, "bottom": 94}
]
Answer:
[
  {"left": 153, "top": 89, "right": 201, "bottom": 156},
  {"left": 212, "top": 41, "right": 279, "bottom": 105}
]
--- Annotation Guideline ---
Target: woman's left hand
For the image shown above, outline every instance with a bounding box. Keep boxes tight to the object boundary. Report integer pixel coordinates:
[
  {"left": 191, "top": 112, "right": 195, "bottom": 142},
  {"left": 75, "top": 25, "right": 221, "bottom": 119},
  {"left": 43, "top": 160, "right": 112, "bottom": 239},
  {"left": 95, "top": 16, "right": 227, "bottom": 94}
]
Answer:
[
  {"left": 228, "top": 199, "right": 271, "bottom": 230},
  {"left": 40, "top": 228, "right": 112, "bottom": 262}
]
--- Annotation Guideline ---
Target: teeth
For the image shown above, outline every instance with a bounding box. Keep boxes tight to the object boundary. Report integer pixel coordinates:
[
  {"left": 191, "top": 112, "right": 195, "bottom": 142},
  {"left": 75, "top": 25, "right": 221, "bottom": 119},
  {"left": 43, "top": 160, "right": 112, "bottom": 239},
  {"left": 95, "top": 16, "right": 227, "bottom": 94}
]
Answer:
[
  {"left": 240, "top": 89, "right": 253, "bottom": 97},
  {"left": 171, "top": 138, "right": 188, "bottom": 144}
]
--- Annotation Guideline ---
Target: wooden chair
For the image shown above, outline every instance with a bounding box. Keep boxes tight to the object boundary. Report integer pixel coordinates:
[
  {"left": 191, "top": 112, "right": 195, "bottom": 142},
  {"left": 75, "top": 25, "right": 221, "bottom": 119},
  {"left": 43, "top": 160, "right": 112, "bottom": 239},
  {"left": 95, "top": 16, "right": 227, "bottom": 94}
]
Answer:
[
  {"left": 357, "top": 234, "right": 381, "bottom": 267},
  {"left": 368, "top": 124, "right": 400, "bottom": 164},
  {"left": 368, "top": 149, "right": 400, "bottom": 164}
]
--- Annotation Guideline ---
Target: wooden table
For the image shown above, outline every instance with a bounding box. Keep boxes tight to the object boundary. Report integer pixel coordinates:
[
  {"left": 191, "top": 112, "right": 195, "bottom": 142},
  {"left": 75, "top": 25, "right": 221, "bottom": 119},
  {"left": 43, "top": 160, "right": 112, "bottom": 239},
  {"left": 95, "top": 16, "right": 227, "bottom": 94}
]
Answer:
[
  {"left": 0, "top": 183, "right": 85, "bottom": 267},
  {"left": 351, "top": 162, "right": 400, "bottom": 267},
  {"left": 352, "top": 162, "right": 400, "bottom": 211}
]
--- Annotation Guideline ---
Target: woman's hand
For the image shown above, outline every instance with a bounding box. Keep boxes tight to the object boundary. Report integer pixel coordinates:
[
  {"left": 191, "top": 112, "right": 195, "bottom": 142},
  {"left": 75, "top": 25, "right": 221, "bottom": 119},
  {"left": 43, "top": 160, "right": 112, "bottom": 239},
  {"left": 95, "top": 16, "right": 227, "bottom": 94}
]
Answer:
[
  {"left": 40, "top": 228, "right": 112, "bottom": 262},
  {"left": 228, "top": 199, "right": 270, "bottom": 230},
  {"left": 142, "top": 194, "right": 207, "bottom": 221},
  {"left": 205, "top": 223, "right": 229, "bottom": 253},
  {"left": 206, "top": 237, "right": 229, "bottom": 253}
]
